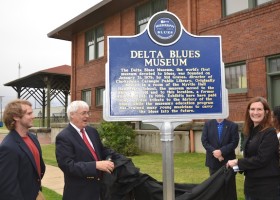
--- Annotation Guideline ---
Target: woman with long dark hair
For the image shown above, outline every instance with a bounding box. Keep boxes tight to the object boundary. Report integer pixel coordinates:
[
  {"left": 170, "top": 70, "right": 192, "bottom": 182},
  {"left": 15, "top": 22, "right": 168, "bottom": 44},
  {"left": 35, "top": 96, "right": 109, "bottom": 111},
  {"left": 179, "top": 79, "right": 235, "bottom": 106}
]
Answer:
[{"left": 227, "top": 97, "right": 280, "bottom": 200}]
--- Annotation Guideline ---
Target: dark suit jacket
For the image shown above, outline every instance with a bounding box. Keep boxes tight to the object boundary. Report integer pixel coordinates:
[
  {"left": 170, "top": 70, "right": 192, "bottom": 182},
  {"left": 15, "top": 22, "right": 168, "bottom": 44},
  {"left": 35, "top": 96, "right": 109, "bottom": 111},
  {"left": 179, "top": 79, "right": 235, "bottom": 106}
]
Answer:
[
  {"left": 201, "top": 119, "right": 239, "bottom": 170},
  {"left": 0, "top": 130, "right": 45, "bottom": 200},
  {"left": 238, "top": 126, "right": 280, "bottom": 199},
  {"left": 239, "top": 126, "right": 280, "bottom": 178},
  {"left": 55, "top": 124, "right": 112, "bottom": 200}
]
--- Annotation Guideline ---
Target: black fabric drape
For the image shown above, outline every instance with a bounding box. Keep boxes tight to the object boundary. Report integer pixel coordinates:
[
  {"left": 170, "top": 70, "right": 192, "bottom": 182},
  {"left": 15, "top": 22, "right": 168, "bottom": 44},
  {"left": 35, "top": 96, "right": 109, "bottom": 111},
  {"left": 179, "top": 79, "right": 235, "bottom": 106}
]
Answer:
[{"left": 101, "top": 153, "right": 237, "bottom": 200}]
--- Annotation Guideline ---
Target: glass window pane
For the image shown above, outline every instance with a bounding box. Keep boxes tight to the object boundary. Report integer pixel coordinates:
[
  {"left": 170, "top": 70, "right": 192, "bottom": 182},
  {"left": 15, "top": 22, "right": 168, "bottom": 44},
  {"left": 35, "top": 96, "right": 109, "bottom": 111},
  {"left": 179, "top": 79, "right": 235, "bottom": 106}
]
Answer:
[
  {"left": 270, "top": 59, "right": 276, "bottom": 72},
  {"left": 241, "top": 64, "right": 247, "bottom": 88},
  {"left": 88, "top": 45, "right": 95, "bottom": 61},
  {"left": 97, "top": 35, "right": 104, "bottom": 43},
  {"left": 225, "top": 0, "right": 249, "bottom": 15},
  {"left": 236, "top": 65, "right": 241, "bottom": 88},
  {"left": 225, "top": 67, "right": 231, "bottom": 89},
  {"left": 86, "top": 30, "right": 95, "bottom": 61},
  {"left": 225, "top": 63, "right": 247, "bottom": 90},
  {"left": 137, "top": 3, "right": 150, "bottom": 22},
  {"left": 136, "top": 3, "right": 150, "bottom": 33},
  {"left": 96, "top": 87, "right": 105, "bottom": 106},
  {"left": 257, "top": 0, "right": 272, "bottom": 5},
  {"left": 82, "top": 90, "right": 91, "bottom": 106},
  {"left": 241, "top": 64, "right": 246, "bottom": 76},
  {"left": 96, "top": 26, "right": 103, "bottom": 38},
  {"left": 152, "top": 0, "right": 167, "bottom": 13},
  {"left": 96, "top": 27, "right": 104, "bottom": 58},
  {"left": 269, "top": 57, "right": 280, "bottom": 73},
  {"left": 97, "top": 40, "right": 104, "bottom": 58},
  {"left": 85, "top": 25, "right": 104, "bottom": 61},
  {"left": 97, "top": 27, "right": 104, "bottom": 58},
  {"left": 230, "top": 67, "right": 238, "bottom": 88},
  {"left": 136, "top": 0, "right": 167, "bottom": 33},
  {"left": 139, "top": 22, "right": 148, "bottom": 33}
]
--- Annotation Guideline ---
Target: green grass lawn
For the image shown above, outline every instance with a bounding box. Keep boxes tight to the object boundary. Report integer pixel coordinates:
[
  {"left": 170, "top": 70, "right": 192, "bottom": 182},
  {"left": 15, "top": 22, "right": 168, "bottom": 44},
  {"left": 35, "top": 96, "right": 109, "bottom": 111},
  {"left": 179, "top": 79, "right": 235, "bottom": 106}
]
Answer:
[
  {"left": 41, "top": 144, "right": 245, "bottom": 200},
  {"left": 42, "top": 187, "right": 62, "bottom": 199}
]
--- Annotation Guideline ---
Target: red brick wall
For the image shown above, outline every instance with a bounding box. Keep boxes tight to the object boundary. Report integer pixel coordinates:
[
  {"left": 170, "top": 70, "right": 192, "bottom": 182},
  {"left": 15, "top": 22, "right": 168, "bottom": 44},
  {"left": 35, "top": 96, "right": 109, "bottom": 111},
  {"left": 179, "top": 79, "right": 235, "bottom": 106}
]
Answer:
[
  {"left": 195, "top": 0, "right": 280, "bottom": 121},
  {"left": 71, "top": 0, "right": 280, "bottom": 122},
  {"left": 168, "top": 0, "right": 188, "bottom": 27}
]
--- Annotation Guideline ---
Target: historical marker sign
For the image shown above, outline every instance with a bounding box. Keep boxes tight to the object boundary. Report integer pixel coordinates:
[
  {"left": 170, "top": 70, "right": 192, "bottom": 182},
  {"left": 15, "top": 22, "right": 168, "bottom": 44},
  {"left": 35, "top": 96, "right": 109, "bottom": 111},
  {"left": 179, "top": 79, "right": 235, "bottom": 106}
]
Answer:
[{"left": 104, "top": 11, "right": 228, "bottom": 121}]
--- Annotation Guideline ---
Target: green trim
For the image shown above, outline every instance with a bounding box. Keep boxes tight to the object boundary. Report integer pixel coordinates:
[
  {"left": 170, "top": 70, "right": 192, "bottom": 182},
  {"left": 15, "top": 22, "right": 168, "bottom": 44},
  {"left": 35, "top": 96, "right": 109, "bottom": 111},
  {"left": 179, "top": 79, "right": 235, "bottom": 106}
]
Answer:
[
  {"left": 266, "top": 54, "right": 280, "bottom": 106},
  {"left": 227, "top": 88, "right": 247, "bottom": 94}
]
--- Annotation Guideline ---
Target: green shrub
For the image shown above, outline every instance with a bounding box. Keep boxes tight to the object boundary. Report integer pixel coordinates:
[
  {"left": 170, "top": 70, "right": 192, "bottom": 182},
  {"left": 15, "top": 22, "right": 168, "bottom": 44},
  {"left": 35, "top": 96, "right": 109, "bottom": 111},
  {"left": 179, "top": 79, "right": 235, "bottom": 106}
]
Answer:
[{"left": 97, "top": 121, "right": 139, "bottom": 156}]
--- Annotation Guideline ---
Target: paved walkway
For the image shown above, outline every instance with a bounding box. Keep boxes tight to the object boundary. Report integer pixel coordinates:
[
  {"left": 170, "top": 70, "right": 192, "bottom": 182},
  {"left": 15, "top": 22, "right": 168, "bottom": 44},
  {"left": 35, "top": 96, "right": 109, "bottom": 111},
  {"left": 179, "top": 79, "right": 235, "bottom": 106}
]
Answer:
[{"left": 42, "top": 165, "right": 64, "bottom": 195}]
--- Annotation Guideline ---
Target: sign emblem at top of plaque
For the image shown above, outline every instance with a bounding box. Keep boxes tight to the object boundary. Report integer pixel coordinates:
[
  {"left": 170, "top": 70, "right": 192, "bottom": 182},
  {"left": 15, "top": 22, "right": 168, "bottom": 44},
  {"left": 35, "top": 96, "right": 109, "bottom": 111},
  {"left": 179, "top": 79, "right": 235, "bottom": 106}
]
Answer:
[
  {"left": 148, "top": 12, "right": 181, "bottom": 45},
  {"left": 104, "top": 11, "right": 228, "bottom": 121}
]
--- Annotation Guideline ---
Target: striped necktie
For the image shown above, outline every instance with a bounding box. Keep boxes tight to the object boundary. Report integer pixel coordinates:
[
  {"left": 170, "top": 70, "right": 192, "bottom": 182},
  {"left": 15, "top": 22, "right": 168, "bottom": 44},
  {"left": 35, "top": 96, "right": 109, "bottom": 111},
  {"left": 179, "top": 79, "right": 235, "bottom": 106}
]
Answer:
[{"left": 80, "top": 129, "right": 99, "bottom": 161}]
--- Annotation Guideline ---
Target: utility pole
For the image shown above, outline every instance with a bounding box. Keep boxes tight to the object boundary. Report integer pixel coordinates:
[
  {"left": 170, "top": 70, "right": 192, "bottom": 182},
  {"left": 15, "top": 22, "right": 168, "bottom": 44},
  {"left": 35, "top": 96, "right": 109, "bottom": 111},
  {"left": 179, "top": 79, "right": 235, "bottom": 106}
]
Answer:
[
  {"left": 0, "top": 96, "right": 3, "bottom": 127},
  {"left": 18, "top": 63, "right": 21, "bottom": 78}
]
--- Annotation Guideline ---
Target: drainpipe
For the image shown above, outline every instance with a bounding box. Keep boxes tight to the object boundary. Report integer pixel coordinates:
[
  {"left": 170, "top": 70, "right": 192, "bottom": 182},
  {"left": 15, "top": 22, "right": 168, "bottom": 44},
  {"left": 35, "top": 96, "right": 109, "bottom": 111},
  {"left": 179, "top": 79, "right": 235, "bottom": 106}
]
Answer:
[
  {"left": 189, "top": 129, "right": 195, "bottom": 153},
  {"left": 187, "top": 0, "right": 194, "bottom": 153},
  {"left": 187, "top": 0, "right": 192, "bottom": 33}
]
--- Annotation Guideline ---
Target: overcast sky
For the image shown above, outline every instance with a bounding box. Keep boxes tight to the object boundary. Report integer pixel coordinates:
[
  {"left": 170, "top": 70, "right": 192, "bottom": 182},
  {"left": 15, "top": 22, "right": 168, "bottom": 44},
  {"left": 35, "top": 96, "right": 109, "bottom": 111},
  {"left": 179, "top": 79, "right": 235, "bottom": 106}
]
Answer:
[{"left": 0, "top": 0, "right": 102, "bottom": 108}]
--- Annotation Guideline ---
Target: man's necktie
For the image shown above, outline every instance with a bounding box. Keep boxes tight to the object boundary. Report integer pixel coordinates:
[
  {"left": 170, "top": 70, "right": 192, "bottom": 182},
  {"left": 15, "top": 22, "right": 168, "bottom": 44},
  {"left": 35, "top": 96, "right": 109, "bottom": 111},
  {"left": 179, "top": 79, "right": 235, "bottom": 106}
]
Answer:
[
  {"left": 80, "top": 129, "right": 99, "bottom": 161},
  {"left": 217, "top": 123, "right": 223, "bottom": 142}
]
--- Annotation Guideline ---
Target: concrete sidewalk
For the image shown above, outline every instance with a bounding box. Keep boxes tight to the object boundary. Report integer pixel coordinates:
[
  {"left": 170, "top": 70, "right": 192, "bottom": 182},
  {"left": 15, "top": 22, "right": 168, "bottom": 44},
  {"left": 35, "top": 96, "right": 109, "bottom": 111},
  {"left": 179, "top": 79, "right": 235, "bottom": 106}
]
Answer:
[{"left": 42, "top": 165, "right": 64, "bottom": 195}]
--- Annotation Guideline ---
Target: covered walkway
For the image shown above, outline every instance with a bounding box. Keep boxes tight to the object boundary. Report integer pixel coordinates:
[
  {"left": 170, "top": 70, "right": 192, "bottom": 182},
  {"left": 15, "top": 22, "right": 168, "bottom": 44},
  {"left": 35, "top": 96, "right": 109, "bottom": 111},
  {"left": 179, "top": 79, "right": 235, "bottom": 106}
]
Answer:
[{"left": 4, "top": 65, "right": 71, "bottom": 128}]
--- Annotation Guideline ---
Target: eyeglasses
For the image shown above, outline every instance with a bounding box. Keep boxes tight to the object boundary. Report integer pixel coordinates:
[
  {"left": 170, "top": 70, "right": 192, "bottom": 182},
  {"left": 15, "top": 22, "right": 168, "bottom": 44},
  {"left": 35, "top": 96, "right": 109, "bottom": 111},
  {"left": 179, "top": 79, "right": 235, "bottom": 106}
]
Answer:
[{"left": 77, "top": 111, "right": 91, "bottom": 116}]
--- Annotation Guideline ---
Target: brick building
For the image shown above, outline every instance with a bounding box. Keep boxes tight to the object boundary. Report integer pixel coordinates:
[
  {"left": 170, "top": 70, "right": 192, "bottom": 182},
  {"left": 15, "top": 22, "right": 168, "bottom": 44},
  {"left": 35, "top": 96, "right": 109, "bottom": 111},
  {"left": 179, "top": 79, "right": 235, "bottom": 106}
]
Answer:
[{"left": 48, "top": 0, "right": 280, "bottom": 123}]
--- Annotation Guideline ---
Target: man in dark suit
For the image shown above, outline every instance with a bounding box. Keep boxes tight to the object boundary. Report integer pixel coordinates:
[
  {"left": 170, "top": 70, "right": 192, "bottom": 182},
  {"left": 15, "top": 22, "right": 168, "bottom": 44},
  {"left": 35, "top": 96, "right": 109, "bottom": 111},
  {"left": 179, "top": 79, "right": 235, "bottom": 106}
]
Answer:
[
  {"left": 0, "top": 99, "right": 46, "bottom": 200},
  {"left": 55, "top": 100, "right": 115, "bottom": 200},
  {"left": 201, "top": 119, "right": 239, "bottom": 175}
]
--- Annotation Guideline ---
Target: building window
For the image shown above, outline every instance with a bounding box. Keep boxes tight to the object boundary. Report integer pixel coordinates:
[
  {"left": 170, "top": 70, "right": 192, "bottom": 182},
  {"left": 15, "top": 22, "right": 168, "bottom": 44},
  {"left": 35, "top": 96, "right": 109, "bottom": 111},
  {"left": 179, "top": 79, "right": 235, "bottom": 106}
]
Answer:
[
  {"left": 85, "top": 25, "right": 104, "bottom": 62},
  {"left": 82, "top": 89, "right": 92, "bottom": 106},
  {"left": 225, "top": 63, "right": 247, "bottom": 93},
  {"left": 268, "top": 56, "right": 280, "bottom": 73},
  {"left": 223, "top": 0, "right": 273, "bottom": 16},
  {"left": 257, "top": 0, "right": 273, "bottom": 5},
  {"left": 136, "top": 0, "right": 167, "bottom": 33},
  {"left": 224, "top": 0, "right": 249, "bottom": 15},
  {"left": 267, "top": 56, "right": 280, "bottom": 108},
  {"left": 96, "top": 87, "right": 105, "bottom": 106}
]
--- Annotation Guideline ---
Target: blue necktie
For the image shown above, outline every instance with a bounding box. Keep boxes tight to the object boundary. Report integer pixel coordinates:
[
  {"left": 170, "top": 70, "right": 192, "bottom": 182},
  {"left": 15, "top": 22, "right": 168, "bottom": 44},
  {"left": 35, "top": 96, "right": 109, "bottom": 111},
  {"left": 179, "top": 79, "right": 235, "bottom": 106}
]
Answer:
[{"left": 217, "top": 123, "right": 223, "bottom": 142}]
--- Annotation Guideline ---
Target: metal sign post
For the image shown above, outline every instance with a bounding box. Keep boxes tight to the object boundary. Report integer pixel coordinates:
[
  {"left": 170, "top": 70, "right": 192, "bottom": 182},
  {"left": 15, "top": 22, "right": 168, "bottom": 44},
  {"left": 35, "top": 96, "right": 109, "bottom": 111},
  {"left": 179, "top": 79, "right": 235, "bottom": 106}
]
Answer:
[
  {"left": 144, "top": 120, "right": 191, "bottom": 200},
  {"left": 104, "top": 11, "right": 228, "bottom": 200}
]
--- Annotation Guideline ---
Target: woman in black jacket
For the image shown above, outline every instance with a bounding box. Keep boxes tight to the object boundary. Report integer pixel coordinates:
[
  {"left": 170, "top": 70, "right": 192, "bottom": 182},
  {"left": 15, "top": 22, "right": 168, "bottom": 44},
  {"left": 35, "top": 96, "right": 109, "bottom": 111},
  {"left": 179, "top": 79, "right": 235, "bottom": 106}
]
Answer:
[{"left": 227, "top": 97, "right": 280, "bottom": 200}]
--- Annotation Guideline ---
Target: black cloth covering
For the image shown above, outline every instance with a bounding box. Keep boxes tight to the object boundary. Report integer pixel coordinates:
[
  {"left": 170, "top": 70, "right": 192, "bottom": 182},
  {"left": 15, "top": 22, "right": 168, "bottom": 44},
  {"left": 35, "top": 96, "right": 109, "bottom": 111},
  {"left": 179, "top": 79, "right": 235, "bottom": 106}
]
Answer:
[{"left": 101, "top": 152, "right": 237, "bottom": 200}]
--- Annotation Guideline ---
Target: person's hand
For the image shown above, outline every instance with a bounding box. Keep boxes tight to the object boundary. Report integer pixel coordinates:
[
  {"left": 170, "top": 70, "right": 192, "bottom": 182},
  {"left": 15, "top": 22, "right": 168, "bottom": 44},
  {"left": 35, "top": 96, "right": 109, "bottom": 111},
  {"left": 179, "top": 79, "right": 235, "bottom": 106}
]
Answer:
[
  {"left": 96, "top": 160, "right": 115, "bottom": 173},
  {"left": 227, "top": 159, "right": 238, "bottom": 168},
  {"left": 212, "top": 150, "right": 222, "bottom": 159},
  {"left": 218, "top": 156, "right": 224, "bottom": 162}
]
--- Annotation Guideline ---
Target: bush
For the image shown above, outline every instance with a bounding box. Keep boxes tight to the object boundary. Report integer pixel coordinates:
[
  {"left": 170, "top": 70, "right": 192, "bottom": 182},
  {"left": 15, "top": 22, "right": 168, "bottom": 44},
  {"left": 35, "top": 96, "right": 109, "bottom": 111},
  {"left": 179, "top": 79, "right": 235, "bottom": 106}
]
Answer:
[{"left": 97, "top": 121, "right": 139, "bottom": 156}]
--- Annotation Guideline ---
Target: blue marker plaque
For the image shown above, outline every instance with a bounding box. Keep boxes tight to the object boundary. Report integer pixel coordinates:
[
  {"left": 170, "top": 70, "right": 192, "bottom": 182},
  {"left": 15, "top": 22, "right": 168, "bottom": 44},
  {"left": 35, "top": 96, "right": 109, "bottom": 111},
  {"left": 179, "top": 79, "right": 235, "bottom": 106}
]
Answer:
[{"left": 104, "top": 11, "right": 228, "bottom": 121}]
